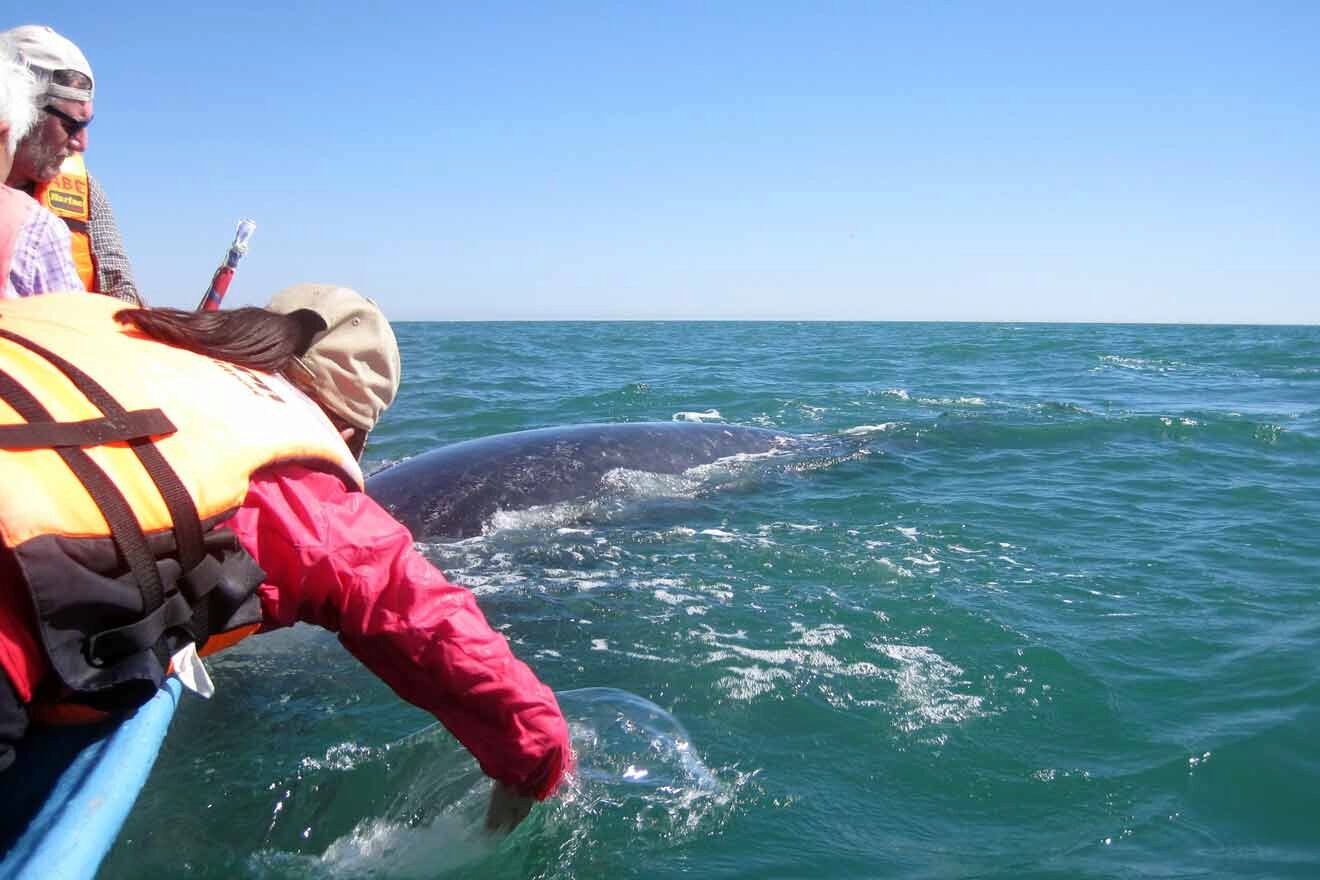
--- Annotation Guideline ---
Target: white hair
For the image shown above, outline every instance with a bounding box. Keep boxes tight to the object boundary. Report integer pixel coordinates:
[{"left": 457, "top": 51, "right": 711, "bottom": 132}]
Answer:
[{"left": 0, "top": 35, "right": 39, "bottom": 155}]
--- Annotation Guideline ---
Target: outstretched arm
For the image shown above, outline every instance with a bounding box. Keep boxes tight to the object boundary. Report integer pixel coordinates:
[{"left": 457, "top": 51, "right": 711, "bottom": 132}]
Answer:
[{"left": 228, "top": 464, "right": 571, "bottom": 801}]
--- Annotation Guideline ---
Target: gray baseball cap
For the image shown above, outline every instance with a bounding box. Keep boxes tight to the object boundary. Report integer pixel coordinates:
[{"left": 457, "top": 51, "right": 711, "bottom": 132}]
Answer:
[{"left": 3, "top": 25, "right": 94, "bottom": 102}]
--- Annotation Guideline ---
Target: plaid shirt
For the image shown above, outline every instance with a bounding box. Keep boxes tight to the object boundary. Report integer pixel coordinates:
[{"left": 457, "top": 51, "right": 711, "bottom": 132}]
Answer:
[
  {"left": 3, "top": 202, "right": 83, "bottom": 298},
  {"left": 86, "top": 174, "right": 143, "bottom": 306}
]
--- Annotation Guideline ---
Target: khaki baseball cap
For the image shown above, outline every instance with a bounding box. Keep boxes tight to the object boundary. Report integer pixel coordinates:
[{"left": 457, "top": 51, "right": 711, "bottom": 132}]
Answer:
[
  {"left": 3, "top": 25, "right": 94, "bottom": 102},
  {"left": 266, "top": 283, "right": 401, "bottom": 433}
]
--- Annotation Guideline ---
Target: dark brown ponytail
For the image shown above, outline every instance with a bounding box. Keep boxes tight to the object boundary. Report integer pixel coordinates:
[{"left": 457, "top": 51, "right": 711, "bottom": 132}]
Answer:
[{"left": 114, "top": 307, "right": 327, "bottom": 373}]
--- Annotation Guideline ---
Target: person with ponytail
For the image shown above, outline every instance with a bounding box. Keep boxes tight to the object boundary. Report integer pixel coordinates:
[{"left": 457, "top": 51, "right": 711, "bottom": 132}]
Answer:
[{"left": 0, "top": 284, "right": 570, "bottom": 834}]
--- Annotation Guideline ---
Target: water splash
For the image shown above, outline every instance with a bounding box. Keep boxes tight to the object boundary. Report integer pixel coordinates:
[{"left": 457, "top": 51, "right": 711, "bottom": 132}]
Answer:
[
  {"left": 318, "top": 811, "right": 497, "bottom": 878},
  {"left": 243, "top": 688, "right": 732, "bottom": 878},
  {"left": 559, "top": 687, "right": 722, "bottom": 794}
]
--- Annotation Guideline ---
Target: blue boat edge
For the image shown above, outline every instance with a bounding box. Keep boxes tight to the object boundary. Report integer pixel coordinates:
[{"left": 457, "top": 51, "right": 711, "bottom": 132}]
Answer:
[{"left": 1, "top": 676, "right": 184, "bottom": 880}]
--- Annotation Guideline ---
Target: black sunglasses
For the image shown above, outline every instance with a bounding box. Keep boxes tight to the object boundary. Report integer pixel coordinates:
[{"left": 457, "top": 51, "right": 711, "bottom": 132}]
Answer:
[{"left": 44, "top": 105, "right": 93, "bottom": 137}]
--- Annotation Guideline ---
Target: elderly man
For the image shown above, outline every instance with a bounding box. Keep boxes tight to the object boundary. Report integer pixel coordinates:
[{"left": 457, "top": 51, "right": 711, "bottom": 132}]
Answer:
[
  {"left": 3, "top": 25, "right": 142, "bottom": 305},
  {"left": 1, "top": 33, "right": 81, "bottom": 296}
]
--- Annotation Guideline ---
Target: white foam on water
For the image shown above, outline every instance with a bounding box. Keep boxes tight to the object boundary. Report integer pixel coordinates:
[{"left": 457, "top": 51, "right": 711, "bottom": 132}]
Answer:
[
  {"left": 715, "top": 665, "right": 794, "bottom": 700},
  {"left": 884, "top": 388, "right": 911, "bottom": 400},
  {"left": 620, "top": 649, "right": 680, "bottom": 663},
  {"left": 875, "top": 643, "right": 985, "bottom": 732},
  {"left": 671, "top": 409, "right": 723, "bottom": 422},
  {"left": 842, "top": 423, "right": 898, "bottom": 436},
  {"left": 320, "top": 812, "right": 495, "bottom": 878},
  {"left": 707, "top": 643, "right": 840, "bottom": 668},
  {"left": 655, "top": 589, "right": 696, "bottom": 606},
  {"left": 839, "top": 661, "right": 887, "bottom": 678},
  {"left": 791, "top": 622, "right": 852, "bottom": 647},
  {"left": 896, "top": 526, "right": 919, "bottom": 541},
  {"left": 710, "top": 643, "right": 894, "bottom": 702},
  {"left": 298, "top": 742, "right": 378, "bottom": 773},
  {"left": 876, "top": 557, "right": 915, "bottom": 577},
  {"left": 905, "top": 554, "right": 941, "bottom": 569},
  {"left": 691, "top": 624, "right": 751, "bottom": 642},
  {"left": 709, "top": 636, "right": 876, "bottom": 678},
  {"left": 488, "top": 499, "right": 593, "bottom": 533},
  {"left": 1101, "top": 355, "right": 1156, "bottom": 371},
  {"left": 641, "top": 576, "right": 686, "bottom": 588},
  {"left": 692, "top": 623, "right": 920, "bottom": 705},
  {"left": 917, "top": 396, "right": 987, "bottom": 406}
]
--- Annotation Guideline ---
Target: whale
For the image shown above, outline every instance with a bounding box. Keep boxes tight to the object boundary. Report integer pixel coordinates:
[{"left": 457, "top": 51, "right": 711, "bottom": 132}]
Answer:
[{"left": 366, "top": 422, "right": 788, "bottom": 539}]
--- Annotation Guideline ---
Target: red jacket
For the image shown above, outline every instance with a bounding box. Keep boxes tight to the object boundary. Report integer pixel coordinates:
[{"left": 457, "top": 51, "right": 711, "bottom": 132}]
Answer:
[{"left": 0, "top": 462, "right": 570, "bottom": 800}]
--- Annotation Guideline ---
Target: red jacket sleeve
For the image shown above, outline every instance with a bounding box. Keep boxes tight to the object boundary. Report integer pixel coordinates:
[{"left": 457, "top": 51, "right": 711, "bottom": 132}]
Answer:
[{"left": 226, "top": 463, "right": 570, "bottom": 800}]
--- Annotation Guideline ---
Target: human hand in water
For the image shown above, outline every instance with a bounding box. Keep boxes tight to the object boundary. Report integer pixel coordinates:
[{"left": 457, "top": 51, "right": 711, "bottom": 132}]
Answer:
[{"left": 485, "top": 780, "right": 534, "bottom": 835}]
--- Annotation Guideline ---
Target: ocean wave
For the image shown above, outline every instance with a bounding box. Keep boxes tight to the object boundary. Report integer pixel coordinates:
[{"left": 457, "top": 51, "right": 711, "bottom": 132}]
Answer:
[
  {"left": 917, "top": 395, "right": 987, "bottom": 407},
  {"left": 1097, "top": 354, "right": 1187, "bottom": 373}
]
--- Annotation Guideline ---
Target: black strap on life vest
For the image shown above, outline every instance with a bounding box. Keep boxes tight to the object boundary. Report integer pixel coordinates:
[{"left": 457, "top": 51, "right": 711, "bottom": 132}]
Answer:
[
  {"left": 0, "top": 328, "right": 215, "bottom": 666},
  {"left": 0, "top": 369, "right": 168, "bottom": 608},
  {"left": 0, "top": 329, "right": 205, "bottom": 570},
  {"left": 0, "top": 409, "right": 175, "bottom": 449},
  {"left": 89, "top": 545, "right": 242, "bottom": 661}
]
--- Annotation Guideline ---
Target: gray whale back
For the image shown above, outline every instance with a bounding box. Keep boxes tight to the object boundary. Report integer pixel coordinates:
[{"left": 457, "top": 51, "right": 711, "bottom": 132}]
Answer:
[{"left": 367, "top": 422, "right": 784, "bottom": 539}]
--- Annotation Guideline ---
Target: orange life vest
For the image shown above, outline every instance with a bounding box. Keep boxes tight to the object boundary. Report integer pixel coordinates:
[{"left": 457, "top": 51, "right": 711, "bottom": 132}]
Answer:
[
  {"left": 0, "top": 293, "right": 363, "bottom": 717},
  {"left": 32, "top": 153, "right": 97, "bottom": 292}
]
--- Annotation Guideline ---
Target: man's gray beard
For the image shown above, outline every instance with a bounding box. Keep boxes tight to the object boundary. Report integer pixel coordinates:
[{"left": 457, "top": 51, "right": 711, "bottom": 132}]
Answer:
[{"left": 19, "top": 138, "right": 66, "bottom": 184}]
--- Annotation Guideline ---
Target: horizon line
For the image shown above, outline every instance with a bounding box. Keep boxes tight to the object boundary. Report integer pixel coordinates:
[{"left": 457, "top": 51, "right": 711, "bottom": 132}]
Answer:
[{"left": 391, "top": 317, "right": 1318, "bottom": 328}]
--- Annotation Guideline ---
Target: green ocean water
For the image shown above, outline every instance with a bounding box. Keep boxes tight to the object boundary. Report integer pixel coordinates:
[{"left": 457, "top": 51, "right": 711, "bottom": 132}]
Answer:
[{"left": 100, "top": 321, "right": 1319, "bottom": 879}]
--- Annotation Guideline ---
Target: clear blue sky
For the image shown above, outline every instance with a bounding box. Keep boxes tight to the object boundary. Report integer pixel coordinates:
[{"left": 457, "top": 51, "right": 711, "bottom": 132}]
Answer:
[{"left": 21, "top": 2, "right": 1320, "bottom": 322}]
